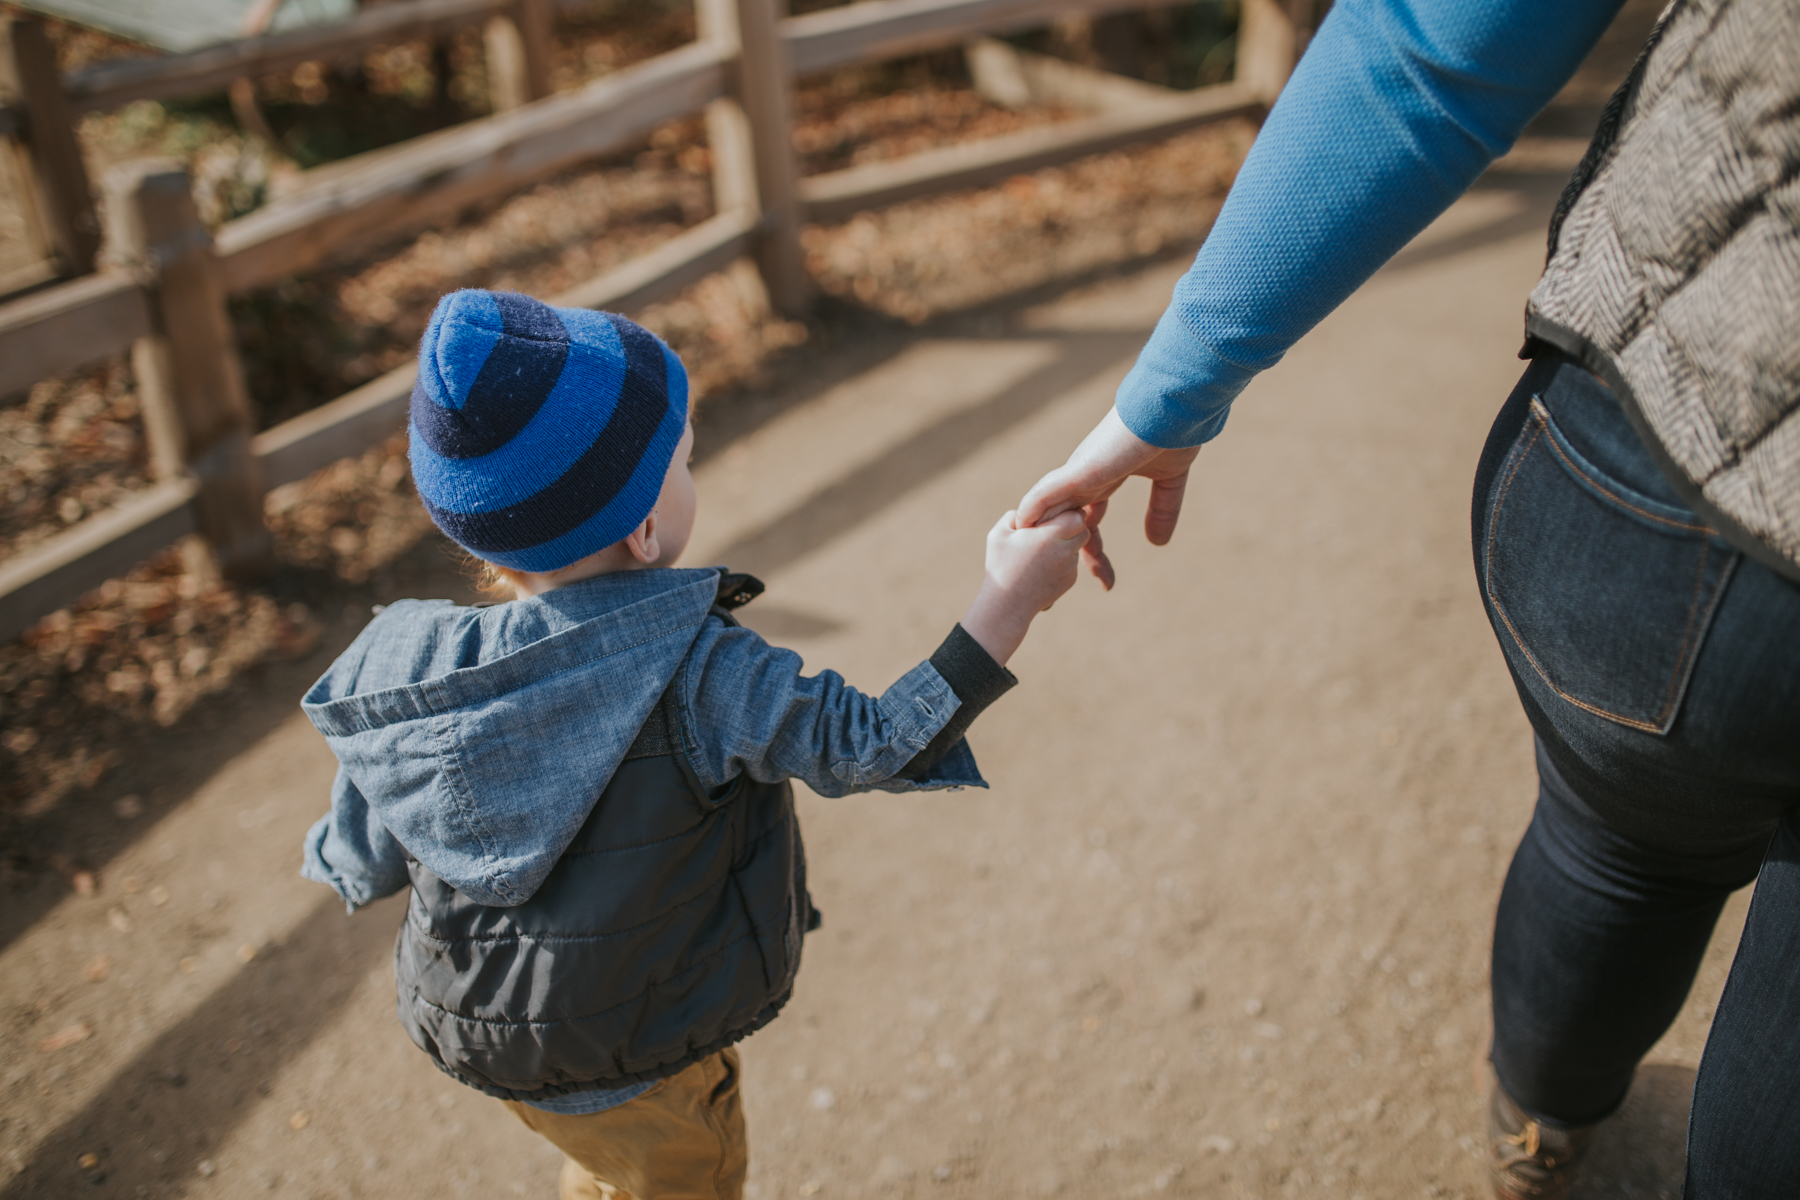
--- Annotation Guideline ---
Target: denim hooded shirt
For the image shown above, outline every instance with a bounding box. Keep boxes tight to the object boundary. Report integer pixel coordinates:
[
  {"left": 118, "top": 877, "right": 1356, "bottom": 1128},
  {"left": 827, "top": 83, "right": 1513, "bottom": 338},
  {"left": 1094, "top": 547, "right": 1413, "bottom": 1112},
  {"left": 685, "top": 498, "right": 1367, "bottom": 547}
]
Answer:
[{"left": 301, "top": 567, "right": 987, "bottom": 913}]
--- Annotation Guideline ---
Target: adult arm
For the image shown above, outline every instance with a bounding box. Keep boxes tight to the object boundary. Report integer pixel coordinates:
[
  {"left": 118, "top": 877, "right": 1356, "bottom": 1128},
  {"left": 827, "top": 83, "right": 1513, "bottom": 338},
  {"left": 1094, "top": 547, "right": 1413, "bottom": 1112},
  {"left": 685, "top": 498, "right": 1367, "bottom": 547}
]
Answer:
[{"left": 1021, "top": 0, "right": 1628, "bottom": 578}]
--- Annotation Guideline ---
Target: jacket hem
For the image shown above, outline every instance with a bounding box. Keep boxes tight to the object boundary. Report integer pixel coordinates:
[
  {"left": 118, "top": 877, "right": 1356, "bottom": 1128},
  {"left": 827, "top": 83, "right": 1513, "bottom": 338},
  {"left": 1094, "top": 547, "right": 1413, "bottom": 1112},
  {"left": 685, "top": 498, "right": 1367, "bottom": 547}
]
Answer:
[{"left": 425, "top": 985, "right": 793, "bottom": 1103}]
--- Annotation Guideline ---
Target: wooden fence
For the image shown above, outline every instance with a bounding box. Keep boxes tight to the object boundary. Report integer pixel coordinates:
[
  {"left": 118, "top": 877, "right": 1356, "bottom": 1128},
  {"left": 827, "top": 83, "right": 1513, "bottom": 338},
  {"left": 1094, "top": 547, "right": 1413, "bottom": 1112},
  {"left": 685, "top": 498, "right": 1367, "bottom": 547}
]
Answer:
[{"left": 0, "top": 0, "right": 1314, "bottom": 642}]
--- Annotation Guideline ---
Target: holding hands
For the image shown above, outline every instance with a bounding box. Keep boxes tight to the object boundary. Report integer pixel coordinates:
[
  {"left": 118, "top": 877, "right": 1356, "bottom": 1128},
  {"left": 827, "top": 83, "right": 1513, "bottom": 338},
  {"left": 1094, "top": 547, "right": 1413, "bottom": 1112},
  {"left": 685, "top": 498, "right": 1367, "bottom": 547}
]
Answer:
[
  {"left": 960, "top": 509, "right": 1089, "bottom": 666},
  {"left": 1017, "top": 408, "right": 1200, "bottom": 590},
  {"left": 958, "top": 405, "right": 1199, "bottom": 666}
]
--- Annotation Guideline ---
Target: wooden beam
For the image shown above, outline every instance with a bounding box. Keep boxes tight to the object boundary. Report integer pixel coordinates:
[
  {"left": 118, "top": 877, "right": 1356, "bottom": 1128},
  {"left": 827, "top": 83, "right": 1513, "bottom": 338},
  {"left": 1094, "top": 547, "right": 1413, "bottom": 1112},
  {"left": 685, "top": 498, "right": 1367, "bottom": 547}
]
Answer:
[
  {"left": 252, "top": 210, "right": 755, "bottom": 488},
  {"left": 0, "top": 257, "right": 60, "bottom": 301},
  {"left": 1, "top": 17, "right": 100, "bottom": 273},
  {"left": 1235, "top": 0, "right": 1303, "bottom": 103},
  {"left": 0, "top": 272, "right": 152, "bottom": 398},
  {"left": 62, "top": 0, "right": 508, "bottom": 114},
  {"left": 106, "top": 161, "right": 272, "bottom": 577},
  {"left": 964, "top": 36, "right": 1183, "bottom": 113},
  {"left": 801, "top": 82, "right": 1260, "bottom": 223},
  {"left": 0, "top": 477, "right": 197, "bottom": 644},
  {"left": 252, "top": 363, "right": 418, "bottom": 491},
  {"left": 784, "top": 0, "right": 1194, "bottom": 76},
  {"left": 211, "top": 40, "right": 731, "bottom": 292},
  {"left": 550, "top": 207, "right": 756, "bottom": 311},
  {"left": 485, "top": 0, "right": 553, "bottom": 111},
  {"left": 721, "top": 0, "right": 807, "bottom": 315}
]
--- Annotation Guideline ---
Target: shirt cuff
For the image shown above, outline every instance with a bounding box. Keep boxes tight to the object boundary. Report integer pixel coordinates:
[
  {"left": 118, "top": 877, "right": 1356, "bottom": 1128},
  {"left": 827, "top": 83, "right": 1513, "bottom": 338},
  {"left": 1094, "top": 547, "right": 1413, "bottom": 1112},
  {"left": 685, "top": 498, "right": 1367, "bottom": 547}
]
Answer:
[
  {"left": 300, "top": 814, "right": 387, "bottom": 914},
  {"left": 896, "top": 625, "right": 1017, "bottom": 780},
  {"left": 1114, "top": 304, "right": 1252, "bottom": 449}
]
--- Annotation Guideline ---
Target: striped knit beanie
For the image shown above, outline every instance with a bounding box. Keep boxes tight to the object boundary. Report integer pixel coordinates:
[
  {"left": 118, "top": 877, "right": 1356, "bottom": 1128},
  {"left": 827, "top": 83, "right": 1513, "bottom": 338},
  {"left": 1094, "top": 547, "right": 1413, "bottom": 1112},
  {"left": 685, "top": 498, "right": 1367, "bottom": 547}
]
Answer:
[{"left": 408, "top": 290, "right": 689, "bottom": 573}]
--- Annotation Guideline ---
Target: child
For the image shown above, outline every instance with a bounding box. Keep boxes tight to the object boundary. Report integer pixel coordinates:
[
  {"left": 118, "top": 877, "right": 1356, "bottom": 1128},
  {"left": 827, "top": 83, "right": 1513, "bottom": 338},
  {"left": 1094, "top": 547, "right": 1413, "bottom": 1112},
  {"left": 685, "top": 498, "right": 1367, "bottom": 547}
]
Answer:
[{"left": 299, "top": 290, "right": 1088, "bottom": 1200}]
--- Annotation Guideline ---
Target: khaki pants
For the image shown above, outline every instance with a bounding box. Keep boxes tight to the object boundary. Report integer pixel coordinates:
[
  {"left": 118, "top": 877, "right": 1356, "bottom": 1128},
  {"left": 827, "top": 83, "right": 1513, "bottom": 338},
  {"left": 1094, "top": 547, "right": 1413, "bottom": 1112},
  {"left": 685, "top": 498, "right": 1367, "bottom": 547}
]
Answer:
[{"left": 503, "top": 1049, "right": 747, "bottom": 1200}]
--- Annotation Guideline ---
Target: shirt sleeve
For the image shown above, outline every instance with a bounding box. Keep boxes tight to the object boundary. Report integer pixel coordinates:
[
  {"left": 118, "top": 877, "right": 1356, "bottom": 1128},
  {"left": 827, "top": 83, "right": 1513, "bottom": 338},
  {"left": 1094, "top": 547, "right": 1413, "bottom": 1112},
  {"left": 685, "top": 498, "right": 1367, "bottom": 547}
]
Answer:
[
  {"left": 1115, "top": 0, "right": 1627, "bottom": 448},
  {"left": 300, "top": 766, "right": 412, "bottom": 912},
  {"left": 894, "top": 624, "right": 1018, "bottom": 780},
  {"left": 677, "top": 617, "right": 1005, "bottom": 797}
]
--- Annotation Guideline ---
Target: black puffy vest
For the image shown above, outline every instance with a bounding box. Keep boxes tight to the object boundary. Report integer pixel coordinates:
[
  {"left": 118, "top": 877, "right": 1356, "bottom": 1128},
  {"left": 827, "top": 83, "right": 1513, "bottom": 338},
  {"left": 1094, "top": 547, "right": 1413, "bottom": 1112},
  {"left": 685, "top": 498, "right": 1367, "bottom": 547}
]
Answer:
[{"left": 392, "top": 628, "right": 814, "bottom": 1101}]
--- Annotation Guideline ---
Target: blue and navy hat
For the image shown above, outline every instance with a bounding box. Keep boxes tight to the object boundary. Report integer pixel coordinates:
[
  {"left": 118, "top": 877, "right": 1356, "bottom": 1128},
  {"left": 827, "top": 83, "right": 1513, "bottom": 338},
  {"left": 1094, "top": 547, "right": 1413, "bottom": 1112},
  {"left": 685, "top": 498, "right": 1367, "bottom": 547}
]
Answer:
[{"left": 407, "top": 290, "right": 689, "bottom": 572}]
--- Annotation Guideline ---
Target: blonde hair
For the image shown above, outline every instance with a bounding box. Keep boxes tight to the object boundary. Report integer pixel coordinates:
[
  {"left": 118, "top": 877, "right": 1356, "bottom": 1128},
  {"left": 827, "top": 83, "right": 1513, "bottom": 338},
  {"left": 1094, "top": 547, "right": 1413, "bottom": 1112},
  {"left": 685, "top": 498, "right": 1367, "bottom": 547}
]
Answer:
[{"left": 464, "top": 553, "right": 530, "bottom": 601}]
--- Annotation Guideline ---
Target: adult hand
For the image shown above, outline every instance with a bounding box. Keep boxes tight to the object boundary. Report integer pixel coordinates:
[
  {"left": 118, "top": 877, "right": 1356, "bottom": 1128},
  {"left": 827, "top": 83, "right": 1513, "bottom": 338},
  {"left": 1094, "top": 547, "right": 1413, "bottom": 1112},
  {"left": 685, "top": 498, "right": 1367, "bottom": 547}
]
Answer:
[{"left": 1017, "top": 407, "right": 1200, "bottom": 590}]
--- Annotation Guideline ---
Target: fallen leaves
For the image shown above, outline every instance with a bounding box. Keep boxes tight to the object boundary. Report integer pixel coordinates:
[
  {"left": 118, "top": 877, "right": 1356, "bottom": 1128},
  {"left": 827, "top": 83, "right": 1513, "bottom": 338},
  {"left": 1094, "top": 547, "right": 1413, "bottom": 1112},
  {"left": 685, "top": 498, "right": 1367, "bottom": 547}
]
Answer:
[
  {"left": 82, "top": 954, "right": 110, "bottom": 982},
  {"left": 288, "top": 1111, "right": 309, "bottom": 1130},
  {"left": 38, "top": 1021, "right": 93, "bottom": 1051},
  {"left": 48, "top": 853, "right": 96, "bottom": 897}
]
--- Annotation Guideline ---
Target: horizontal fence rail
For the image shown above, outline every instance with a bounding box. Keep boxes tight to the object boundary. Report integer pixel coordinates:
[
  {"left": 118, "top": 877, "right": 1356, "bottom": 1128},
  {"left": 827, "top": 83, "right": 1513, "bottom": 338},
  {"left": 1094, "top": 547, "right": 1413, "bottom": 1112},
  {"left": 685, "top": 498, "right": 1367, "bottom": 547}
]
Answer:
[
  {"left": 61, "top": 0, "right": 511, "bottom": 114},
  {"left": 211, "top": 38, "right": 733, "bottom": 291},
  {"left": 0, "top": 478, "right": 198, "bottom": 644},
  {"left": 802, "top": 80, "right": 1261, "bottom": 221},
  {"left": 784, "top": 0, "right": 1194, "bottom": 75},
  {"left": 0, "top": 272, "right": 152, "bottom": 398},
  {"left": 0, "top": 0, "right": 1310, "bottom": 642}
]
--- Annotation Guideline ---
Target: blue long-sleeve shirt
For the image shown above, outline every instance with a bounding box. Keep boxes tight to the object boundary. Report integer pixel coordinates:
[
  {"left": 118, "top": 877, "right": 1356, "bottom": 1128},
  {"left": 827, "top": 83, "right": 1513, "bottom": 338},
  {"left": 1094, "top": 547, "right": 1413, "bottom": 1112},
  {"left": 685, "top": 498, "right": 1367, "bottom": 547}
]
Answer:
[{"left": 1115, "top": 0, "right": 1628, "bottom": 447}]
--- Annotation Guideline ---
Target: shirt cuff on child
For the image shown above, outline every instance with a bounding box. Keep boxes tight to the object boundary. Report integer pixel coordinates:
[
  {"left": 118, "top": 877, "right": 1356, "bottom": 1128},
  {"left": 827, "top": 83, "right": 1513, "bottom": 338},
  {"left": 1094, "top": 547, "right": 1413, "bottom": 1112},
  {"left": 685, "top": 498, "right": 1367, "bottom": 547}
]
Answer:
[{"left": 894, "top": 625, "right": 1018, "bottom": 782}]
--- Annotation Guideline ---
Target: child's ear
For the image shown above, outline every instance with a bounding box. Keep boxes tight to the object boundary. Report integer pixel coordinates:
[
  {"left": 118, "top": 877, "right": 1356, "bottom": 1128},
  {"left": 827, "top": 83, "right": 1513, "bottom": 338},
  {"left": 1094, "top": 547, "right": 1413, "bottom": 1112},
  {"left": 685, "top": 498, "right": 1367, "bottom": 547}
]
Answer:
[{"left": 624, "top": 512, "right": 660, "bottom": 565}]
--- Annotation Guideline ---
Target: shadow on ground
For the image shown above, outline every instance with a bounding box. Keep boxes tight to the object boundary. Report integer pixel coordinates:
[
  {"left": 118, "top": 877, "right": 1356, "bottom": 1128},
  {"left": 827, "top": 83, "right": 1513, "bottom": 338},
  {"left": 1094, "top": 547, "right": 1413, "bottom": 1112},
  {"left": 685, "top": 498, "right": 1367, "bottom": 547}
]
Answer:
[
  {"left": 1577, "top": 1063, "right": 1694, "bottom": 1200},
  {"left": 2, "top": 890, "right": 408, "bottom": 1199},
  {"left": 0, "top": 546, "right": 476, "bottom": 954}
]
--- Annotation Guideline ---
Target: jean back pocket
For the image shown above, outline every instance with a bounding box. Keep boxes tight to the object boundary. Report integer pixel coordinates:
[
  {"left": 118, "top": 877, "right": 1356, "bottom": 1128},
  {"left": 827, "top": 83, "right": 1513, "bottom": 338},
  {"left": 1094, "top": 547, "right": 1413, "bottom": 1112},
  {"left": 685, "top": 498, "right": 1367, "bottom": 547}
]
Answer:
[{"left": 1484, "top": 397, "right": 1738, "bottom": 734}]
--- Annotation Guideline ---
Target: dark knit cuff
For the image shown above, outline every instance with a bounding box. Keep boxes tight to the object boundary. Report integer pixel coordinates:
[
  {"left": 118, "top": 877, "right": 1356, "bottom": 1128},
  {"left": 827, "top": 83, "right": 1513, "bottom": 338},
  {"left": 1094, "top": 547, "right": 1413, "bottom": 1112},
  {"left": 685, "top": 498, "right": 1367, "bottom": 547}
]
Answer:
[{"left": 896, "top": 625, "right": 1017, "bottom": 780}]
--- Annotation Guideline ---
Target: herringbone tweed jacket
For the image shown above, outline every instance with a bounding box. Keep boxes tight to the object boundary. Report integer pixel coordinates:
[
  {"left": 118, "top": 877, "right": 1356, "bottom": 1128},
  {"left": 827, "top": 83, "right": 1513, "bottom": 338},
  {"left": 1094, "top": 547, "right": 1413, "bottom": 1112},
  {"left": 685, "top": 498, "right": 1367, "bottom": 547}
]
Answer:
[{"left": 1525, "top": 0, "right": 1800, "bottom": 581}]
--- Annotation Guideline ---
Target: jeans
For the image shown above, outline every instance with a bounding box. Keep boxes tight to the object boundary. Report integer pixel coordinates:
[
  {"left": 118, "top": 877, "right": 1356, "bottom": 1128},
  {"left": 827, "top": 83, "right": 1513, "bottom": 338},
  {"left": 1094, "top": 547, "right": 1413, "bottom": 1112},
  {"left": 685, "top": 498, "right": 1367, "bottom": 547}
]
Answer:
[{"left": 1471, "top": 350, "right": 1800, "bottom": 1196}]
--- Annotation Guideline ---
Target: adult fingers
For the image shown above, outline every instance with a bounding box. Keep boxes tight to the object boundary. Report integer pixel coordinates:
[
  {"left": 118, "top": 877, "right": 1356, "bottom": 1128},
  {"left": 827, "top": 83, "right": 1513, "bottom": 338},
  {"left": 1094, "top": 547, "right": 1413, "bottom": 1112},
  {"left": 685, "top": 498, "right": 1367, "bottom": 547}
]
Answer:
[
  {"left": 1143, "top": 467, "right": 1191, "bottom": 546},
  {"left": 1082, "top": 523, "right": 1115, "bottom": 591},
  {"left": 1042, "top": 509, "right": 1089, "bottom": 540},
  {"left": 1018, "top": 466, "right": 1089, "bottom": 528}
]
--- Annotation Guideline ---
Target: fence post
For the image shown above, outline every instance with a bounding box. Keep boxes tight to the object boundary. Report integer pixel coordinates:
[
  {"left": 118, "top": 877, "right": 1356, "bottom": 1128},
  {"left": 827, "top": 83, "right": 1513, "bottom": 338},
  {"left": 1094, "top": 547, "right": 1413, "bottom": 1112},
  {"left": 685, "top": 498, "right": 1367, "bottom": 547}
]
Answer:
[
  {"left": 1235, "top": 0, "right": 1303, "bottom": 105},
  {"left": 485, "top": 0, "right": 553, "bottom": 111},
  {"left": 0, "top": 16, "right": 100, "bottom": 277},
  {"left": 697, "top": 0, "right": 808, "bottom": 316},
  {"left": 103, "top": 160, "right": 272, "bottom": 580}
]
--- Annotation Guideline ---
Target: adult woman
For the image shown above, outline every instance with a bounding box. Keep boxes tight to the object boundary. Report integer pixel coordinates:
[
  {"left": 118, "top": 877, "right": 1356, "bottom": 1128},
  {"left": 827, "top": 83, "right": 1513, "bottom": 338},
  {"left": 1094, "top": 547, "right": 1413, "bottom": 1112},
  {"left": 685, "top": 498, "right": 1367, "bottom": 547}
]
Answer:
[{"left": 1019, "top": 0, "right": 1800, "bottom": 1195}]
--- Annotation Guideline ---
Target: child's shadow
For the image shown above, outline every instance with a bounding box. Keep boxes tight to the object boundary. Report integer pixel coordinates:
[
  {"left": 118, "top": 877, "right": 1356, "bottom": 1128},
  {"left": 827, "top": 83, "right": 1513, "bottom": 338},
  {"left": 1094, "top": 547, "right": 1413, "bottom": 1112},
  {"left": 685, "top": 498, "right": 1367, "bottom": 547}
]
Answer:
[{"left": 1574, "top": 1062, "right": 1694, "bottom": 1200}]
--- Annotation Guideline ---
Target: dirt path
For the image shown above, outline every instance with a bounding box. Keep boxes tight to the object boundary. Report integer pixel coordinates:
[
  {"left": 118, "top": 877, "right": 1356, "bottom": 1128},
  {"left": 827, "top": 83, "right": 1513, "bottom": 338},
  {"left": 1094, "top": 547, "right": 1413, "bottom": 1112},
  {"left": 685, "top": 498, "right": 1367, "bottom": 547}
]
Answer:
[
  {"left": 2, "top": 147, "right": 1736, "bottom": 1200},
  {"left": 4, "top": 7, "right": 1730, "bottom": 1188}
]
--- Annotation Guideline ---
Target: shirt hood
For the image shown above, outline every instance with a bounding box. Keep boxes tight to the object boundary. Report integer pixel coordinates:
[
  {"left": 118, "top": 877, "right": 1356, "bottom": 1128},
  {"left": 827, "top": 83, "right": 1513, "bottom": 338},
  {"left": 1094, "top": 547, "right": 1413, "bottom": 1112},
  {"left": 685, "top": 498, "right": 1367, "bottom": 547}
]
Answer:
[{"left": 301, "top": 568, "right": 723, "bottom": 907}]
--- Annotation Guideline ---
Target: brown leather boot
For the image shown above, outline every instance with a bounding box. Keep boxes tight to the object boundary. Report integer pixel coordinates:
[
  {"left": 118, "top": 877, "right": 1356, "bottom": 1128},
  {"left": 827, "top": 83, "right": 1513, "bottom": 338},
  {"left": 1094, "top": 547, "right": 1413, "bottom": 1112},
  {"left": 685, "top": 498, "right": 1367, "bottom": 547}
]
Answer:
[{"left": 1487, "top": 1082, "right": 1597, "bottom": 1200}]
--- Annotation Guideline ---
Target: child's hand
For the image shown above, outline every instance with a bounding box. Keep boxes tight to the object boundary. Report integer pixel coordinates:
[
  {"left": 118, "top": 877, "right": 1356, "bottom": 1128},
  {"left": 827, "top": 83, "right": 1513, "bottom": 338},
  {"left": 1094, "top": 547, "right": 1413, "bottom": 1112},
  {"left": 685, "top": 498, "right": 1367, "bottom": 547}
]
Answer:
[
  {"left": 986, "top": 508, "right": 1088, "bottom": 613},
  {"left": 961, "top": 510, "right": 1090, "bottom": 665}
]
